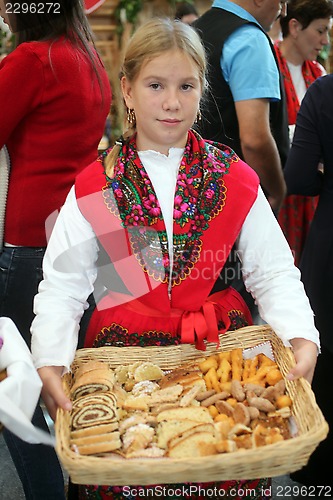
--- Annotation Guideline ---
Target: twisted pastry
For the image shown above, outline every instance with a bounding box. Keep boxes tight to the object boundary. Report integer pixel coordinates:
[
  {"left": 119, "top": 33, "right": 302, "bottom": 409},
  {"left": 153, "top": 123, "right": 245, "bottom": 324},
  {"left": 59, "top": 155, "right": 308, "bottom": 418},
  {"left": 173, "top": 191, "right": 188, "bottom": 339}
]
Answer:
[{"left": 71, "top": 399, "right": 118, "bottom": 430}]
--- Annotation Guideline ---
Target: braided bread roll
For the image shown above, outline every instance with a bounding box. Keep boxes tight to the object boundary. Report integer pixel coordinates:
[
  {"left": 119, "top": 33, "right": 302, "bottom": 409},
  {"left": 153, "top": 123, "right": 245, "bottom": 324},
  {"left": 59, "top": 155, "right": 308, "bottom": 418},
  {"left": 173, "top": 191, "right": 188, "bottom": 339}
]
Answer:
[
  {"left": 71, "top": 400, "right": 118, "bottom": 431},
  {"left": 72, "top": 391, "right": 117, "bottom": 409}
]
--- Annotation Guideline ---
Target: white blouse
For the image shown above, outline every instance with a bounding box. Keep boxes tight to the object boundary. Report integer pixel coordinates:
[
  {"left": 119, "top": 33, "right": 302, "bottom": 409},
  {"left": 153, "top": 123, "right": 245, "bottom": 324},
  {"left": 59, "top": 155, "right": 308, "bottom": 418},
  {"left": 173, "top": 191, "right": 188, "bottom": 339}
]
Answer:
[
  {"left": 287, "top": 61, "right": 325, "bottom": 143},
  {"left": 31, "top": 150, "right": 320, "bottom": 371}
]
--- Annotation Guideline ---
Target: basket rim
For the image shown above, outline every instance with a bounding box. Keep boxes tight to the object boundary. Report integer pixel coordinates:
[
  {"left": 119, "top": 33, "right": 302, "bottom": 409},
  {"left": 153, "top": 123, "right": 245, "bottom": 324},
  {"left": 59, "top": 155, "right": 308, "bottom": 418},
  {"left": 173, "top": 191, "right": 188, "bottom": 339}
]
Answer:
[{"left": 55, "top": 325, "right": 329, "bottom": 485}]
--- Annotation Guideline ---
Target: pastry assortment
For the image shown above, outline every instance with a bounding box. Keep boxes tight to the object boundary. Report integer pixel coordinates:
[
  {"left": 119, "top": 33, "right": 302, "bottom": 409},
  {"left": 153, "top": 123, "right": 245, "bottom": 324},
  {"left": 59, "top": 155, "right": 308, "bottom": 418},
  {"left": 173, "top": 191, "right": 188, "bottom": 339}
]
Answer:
[{"left": 68, "top": 349, "right": 294, "bottom": 458}]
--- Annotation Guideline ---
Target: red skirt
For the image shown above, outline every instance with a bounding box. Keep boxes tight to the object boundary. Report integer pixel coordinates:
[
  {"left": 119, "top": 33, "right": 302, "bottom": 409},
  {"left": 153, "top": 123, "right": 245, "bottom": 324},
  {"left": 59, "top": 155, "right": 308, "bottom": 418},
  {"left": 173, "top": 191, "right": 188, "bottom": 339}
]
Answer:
[
  {"left": 79, "top": 479, "right": 272, "bottom": 499},
  {"left": 278, "top": 194, "right": 318, "bottom": 267},
  {"left": 84, "top": 287, "right": 253, "bottom": 350}
]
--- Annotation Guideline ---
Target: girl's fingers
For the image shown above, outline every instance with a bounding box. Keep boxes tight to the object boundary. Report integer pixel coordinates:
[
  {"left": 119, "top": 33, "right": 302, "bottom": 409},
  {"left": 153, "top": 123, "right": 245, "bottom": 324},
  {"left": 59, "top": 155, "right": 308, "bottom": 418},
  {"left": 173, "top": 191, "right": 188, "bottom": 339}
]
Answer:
[{"left": 38, "top": 366, "right": 72, "bottom": 420}]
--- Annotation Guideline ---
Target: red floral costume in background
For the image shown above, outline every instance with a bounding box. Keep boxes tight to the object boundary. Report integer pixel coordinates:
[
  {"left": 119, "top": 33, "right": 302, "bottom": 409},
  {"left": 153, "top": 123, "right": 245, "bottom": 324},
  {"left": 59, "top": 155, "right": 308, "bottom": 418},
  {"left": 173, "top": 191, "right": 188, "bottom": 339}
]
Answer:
[
  {"left": 75, "top": 130, "right": 270, "bottom": 499},
  {"left": 274, "top": 41, "right": 323, "bottom": 266}
]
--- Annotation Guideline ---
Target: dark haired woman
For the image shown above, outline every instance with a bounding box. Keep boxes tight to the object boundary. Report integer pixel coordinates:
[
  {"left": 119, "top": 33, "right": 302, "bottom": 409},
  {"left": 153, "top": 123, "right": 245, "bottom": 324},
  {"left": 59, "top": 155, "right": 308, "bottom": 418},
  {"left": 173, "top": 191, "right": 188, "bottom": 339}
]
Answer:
[
  {"left": 274, "top": 0, "right": 333, "bottom": 266},
  {"left": 175, "top": 2, "right": 199, "bottom": 25},
  {"left": 284, "top": 72, "right": 333, "bottom": 489},
  {"left": 0, "top": 0, "right": 111, "bottom": 498}
]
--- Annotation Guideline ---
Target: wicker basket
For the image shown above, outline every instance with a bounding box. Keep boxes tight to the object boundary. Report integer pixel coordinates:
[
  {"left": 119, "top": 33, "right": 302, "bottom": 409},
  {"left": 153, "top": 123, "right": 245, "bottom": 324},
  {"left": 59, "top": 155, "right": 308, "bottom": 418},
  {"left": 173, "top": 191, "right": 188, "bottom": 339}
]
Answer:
[{"left": 55, "top": 325, "right": 328, "bottom": 485}]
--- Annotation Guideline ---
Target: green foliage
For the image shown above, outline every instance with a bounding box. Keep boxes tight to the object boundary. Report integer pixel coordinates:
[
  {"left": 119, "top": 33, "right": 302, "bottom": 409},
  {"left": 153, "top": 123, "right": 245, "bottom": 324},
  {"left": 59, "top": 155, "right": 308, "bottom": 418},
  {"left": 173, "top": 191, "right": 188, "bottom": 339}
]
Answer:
[
  {"left": 114, "top": 0, "right": 143, "bottom": 39},
  {"left": 169, "top": 0, "right": 195, "bottom": 6},
  {"left": 0, "top": 29, "right": 15, "bottom": 56},
  {"left": 113, "top": 0, "right": 195, "bottom": 41}
]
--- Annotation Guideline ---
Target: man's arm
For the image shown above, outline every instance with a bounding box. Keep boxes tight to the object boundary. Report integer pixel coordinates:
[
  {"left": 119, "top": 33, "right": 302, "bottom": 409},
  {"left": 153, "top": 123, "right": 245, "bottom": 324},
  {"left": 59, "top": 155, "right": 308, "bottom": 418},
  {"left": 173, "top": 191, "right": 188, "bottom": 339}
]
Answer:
[{"left": 235, "top": 98, "right": 286, "bottom": 212}]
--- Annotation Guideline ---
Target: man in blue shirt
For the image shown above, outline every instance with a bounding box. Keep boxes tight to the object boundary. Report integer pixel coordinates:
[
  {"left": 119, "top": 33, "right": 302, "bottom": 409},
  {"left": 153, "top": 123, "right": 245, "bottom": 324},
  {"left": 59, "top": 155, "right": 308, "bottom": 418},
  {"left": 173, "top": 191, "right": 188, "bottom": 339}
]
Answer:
[{"left": 195, "top": 0, "right": 289, "bottom": 212}]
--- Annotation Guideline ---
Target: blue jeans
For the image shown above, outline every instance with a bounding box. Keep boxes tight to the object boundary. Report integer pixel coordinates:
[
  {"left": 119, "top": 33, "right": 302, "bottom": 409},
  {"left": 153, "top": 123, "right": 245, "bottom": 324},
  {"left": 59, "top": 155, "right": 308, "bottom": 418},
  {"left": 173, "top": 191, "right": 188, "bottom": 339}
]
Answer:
[
  {"left": 0, "top": 246, "right": 45, "bottom": 346},
  {"left": 0, "top": 246, "right": 65, "bottom": 499}
]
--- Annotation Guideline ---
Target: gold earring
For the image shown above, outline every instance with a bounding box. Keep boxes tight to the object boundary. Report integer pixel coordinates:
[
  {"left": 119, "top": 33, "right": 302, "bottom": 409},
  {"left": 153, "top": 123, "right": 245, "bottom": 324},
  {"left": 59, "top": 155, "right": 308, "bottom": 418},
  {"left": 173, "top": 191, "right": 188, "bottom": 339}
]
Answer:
[
  {"left": 127, "top": 108, "right": 136, "bottom": 125},
  {"left": 195, "top": 109, "right": 202, "bottom": 123}
]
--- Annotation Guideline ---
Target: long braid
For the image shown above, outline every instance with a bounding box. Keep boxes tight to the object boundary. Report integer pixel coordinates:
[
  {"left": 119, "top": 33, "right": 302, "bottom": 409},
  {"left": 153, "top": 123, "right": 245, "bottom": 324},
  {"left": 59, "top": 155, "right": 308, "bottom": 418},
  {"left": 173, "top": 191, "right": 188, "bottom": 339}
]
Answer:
[{"left": 105, "top": 120, "right": 136, "bottom": 178}]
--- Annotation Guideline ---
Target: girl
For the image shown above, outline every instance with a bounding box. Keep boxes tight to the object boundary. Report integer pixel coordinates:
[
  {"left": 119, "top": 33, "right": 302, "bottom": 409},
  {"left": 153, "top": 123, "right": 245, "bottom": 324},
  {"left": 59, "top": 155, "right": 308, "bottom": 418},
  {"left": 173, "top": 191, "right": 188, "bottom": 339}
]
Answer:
[
  {"left": 0, "top": 0, "right": 111, "bottom": 498},
  {"left": 31, "top": 18, "right": 318, "bottom": 500}
]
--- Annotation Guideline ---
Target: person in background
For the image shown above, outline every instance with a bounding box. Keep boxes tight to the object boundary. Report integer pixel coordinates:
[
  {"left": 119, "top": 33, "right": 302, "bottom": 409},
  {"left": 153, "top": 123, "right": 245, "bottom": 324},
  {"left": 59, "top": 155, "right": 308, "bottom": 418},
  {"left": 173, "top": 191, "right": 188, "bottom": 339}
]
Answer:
[
  {"left": 283, "top": 73, "right": 333, "bottom": 489},
  {"left": 0, "top": 0, "right": 111, "bottom": 498},
  {"left": 193, "top": 0, "right": 289, "bottom": 318},
  {"left": 175, "top": 2, "right": 199, "bottom": 25},
  {"left": 31, "top": 17, "right": 319, "bottom": 500},
  {"left": 193, "top": 0, "right": 289, "bottom": 214},
  {"left": 274, "top": 0, "right": 333, "bottom": 266},
  {"left": 268, "top": 17, "right": 282, "bottom": 42},
  {"left": 0, "top": 15, "right": 12, "bottom": 59}
]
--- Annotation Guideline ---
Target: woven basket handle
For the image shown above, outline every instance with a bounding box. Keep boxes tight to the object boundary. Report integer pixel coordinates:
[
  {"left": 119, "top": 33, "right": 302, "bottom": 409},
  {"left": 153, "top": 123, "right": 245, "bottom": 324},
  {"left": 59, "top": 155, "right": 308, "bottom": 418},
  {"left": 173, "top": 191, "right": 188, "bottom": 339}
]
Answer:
[{"left": 0, "top": 146, "right": 10, "bottom": 252}]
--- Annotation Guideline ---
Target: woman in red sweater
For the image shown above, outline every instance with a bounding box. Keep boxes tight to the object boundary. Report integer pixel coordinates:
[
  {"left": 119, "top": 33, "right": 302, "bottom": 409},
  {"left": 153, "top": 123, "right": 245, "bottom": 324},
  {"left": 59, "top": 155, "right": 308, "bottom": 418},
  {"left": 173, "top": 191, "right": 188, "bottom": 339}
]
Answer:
[{"left": 0, "top": 0, "right": 111, "bottom": 498}]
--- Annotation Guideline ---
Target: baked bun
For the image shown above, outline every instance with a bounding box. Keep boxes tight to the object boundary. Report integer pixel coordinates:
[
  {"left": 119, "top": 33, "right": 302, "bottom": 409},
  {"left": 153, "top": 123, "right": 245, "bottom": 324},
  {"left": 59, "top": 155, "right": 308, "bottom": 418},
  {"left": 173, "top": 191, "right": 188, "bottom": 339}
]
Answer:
[
  {"left": 159, "top": 364, "right": 205, "bottom": 391},
  {"left": 167, "top": 431, "right": 217, "bottom": 458},
  {"left": 133, "top": 362, "right": 164, "bottom": 382},
  {"left": 71, "top": 422, "right": 119, "bottom": 439},
  {"left": 126, "top": 446, "right": 165, "bottom": 458},
  {"left": 114, "top": 362, "right": 164, "bottom": 388},
  {"left": 75, "top": 361, "right": 110, "bottom": 378},
  {"left": 122, "top": 423, "right": 155, "bottom": 454},
  {"left": 157, "top": 406, "right": 213, "bottom": 424},
  {"left": 156, "top": 419, "right": 202, "bottom": 449},
  {"left": 71, "top": 433, "right": 122, "bottom": 455}
]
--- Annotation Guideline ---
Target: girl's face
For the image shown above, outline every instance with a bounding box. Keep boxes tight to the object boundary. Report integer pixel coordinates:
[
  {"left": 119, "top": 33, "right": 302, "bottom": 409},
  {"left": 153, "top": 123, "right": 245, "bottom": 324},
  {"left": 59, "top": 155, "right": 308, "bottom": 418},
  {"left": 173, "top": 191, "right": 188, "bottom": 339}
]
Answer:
[
  {"left": 121, "top": 49, "right": 202, "bottom": 155},
  {"left": 293, "top": 18, "right": 331, "bottom": 62}
]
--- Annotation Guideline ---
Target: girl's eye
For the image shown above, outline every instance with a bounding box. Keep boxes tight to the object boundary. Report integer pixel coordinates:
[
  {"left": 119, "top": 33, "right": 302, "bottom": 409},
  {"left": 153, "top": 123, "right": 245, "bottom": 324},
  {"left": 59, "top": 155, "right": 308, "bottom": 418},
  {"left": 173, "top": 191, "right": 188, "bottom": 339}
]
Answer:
[
  {"left": 181, "top": 84, "right": 193, "bottom": 91},
  {"left": 150, "top": 83, "right": 161, "bottom": 90}
]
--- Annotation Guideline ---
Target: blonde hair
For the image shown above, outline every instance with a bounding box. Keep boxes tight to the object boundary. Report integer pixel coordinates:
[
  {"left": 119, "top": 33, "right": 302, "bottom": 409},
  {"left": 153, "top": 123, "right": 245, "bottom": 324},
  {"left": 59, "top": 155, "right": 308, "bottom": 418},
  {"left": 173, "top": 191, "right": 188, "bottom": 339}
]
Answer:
[{"left": 105, "top": 17, "right": 207, "bottom": 177}]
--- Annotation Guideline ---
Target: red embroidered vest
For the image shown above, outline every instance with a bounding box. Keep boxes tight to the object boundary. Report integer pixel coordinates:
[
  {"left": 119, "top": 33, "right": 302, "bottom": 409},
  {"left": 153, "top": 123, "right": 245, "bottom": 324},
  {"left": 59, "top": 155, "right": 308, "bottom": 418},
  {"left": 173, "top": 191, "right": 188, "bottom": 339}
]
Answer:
[{"left": 75, "top": 130, "right": 259, "bottom": 348}]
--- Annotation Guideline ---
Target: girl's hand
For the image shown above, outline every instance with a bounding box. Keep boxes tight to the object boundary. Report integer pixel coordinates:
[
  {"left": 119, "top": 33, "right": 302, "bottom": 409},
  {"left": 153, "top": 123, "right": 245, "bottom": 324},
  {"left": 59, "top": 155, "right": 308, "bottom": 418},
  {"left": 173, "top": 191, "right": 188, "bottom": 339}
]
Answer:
[
  {"left": 287, "top": 338, "right": 318, "bottom": 384},
  {"left": 37, "top": 366, "right": 72, "bottom": 421}
]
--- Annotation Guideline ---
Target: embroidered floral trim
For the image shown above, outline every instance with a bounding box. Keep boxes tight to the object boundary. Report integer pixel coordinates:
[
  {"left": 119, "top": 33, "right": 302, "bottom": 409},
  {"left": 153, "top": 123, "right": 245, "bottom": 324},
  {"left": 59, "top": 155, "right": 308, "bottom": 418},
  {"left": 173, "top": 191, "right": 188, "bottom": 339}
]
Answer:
[
  {"left": 228, "top": 309, "right": 249, "bottom": 331},
  {"left": 92, "top": 324, "right": 181, "bottom": 348},
  {"left": 101, "top": 130, "right": 237, "bottom": 287}
]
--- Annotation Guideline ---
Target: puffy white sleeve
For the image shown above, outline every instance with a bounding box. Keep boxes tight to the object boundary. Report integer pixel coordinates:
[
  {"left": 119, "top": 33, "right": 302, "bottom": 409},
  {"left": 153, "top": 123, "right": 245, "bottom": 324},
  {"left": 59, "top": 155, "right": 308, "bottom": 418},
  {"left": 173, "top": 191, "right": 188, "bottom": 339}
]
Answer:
[
  {"left": 236, "top": 187, "right": 320, "bottom": 350},
  {"left": 31, "top": 187, "right": 99, "bottom": 371}
]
